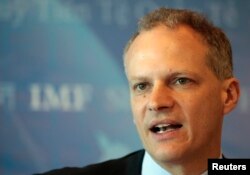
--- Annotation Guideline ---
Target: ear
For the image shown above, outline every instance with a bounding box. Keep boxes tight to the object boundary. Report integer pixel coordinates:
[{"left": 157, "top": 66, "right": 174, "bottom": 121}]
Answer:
[{"left": 222, "top": 78, "right": 240, "bottom": 115}]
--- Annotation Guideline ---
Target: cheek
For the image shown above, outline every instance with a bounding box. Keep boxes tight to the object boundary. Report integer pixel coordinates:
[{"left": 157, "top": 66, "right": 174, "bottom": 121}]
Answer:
[
  {"left": 131, "top": 96, "right": 146, "bottom": 117},
  {"left": 130, "top": 97, "right": 148, "bottom": 135},
  {"left": 131, "top": 100, "right": 145, "bottom": 135},
  {"left": 130, "top": 98, "right": 140, "bottom": 124},
  {"left": 183, "top": 92, "right": 224, "bottom": 134}
]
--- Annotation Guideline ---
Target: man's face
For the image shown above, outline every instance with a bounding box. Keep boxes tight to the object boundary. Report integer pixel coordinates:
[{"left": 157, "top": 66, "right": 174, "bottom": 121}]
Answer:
[{"left": 125, "top": 25, "right": 228, "bottom": 165}]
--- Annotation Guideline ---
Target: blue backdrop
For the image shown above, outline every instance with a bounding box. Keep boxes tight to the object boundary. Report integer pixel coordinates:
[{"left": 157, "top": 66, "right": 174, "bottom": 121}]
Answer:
[{"left": 0, "top": 0, "right": 249, "bottom": 174}]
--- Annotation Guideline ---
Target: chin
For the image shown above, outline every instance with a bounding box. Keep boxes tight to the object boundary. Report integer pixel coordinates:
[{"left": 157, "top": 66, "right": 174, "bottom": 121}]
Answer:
[{"left": 148, "top": 143, "right": 187, "bottom": 164}]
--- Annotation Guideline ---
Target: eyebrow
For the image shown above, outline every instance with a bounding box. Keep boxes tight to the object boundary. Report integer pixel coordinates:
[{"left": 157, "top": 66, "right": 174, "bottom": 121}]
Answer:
[
  {"left": 129, "top": 76, "right": 148, "bottom": 81},
  {"left": 127, "top": 77, "right": 149, "bottom": 86},
  {"left": 128, "top": 71, "right": 201, "bottom": 82}
]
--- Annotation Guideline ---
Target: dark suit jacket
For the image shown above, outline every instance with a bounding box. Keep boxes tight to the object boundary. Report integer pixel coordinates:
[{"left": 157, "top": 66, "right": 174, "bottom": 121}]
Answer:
[{"left": 36, "top": 150, "right": 145, "bottom": 175}]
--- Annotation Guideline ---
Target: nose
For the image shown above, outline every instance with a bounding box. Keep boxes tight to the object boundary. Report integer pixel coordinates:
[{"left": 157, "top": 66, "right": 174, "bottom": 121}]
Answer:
[{"left": 147, "top": 82, "right": 174, "bottom": 111}]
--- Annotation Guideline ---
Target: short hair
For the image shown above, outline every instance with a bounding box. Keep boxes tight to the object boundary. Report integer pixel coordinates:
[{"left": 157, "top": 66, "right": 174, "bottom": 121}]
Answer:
[{"left": 124, "top": 8, "right": 233, "bottom": 80}]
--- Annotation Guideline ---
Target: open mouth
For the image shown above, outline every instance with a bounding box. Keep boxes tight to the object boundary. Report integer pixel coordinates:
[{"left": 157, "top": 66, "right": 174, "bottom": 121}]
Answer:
[{"left": 150, "top": 123, "right": 182, "bottom": 134}]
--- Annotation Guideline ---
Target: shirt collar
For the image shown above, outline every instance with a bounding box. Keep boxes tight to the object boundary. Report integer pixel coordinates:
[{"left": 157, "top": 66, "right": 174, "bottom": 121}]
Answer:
[
  {"left": 141, "top": 151, "right": 215, "bottom": 175},
  {"left": 142, "top": 151, "right": 170, "bottom": 175}
]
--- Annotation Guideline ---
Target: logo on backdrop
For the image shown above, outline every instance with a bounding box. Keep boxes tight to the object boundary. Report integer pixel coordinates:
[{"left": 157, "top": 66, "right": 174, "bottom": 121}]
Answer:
[{"left": 1, "top": 82, "right": 249, "bottom": 113}]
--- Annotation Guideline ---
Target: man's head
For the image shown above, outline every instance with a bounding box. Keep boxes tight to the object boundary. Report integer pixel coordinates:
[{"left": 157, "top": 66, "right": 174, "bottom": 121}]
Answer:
[{"left": 124, "top": 8, "right": 240, "bottom": 174}]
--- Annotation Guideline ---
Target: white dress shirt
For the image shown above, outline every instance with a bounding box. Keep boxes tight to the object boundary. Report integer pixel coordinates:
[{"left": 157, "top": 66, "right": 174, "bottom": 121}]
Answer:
[{"left": 141, "top": 151, "right": 209, "bottom": 175}]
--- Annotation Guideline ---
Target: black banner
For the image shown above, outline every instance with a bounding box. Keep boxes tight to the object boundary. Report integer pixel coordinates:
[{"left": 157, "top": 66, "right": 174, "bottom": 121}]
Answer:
[{"left": 208, "top": 159, "right": 250, "bottom": 175}]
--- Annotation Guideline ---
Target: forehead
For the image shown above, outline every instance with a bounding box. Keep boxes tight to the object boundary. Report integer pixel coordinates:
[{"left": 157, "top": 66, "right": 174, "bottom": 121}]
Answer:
[
  {"left": 125, "top": 25, "right": 207, "bottom": 59},
  {"left": 124, "top": 25, "right": 211, "bottom": 78}
]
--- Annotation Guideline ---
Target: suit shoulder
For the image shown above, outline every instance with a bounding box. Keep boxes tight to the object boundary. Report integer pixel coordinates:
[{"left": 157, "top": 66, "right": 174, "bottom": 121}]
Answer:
[
  {"left": 36, "top": 150, "right": 144, "bottom": 175},
  {"left": 82, "top": 150, "right": 144, "bottom": 174}
]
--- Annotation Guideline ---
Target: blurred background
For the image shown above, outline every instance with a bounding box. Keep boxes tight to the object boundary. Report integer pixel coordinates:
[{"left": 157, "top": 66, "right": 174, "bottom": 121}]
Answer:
[{"left": 0, "top": 0, "right": 249, "bottom": 174}]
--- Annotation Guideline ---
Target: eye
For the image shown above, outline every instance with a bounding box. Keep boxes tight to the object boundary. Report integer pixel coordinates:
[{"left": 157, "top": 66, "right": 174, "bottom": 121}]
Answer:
[
  {"left": 134, "top": 82, "right": 148, "bottom": 91},
  {"left": 175, "top": 77, "right": 191, "bottom": 85}
]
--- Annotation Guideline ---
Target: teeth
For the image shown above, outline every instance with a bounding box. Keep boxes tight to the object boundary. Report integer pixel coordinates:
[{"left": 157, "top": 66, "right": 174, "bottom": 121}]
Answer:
[
  {"left": 152, "top": 123, "right": 182, "bottom": 134},
  {"left": 154, "top": 124, "right": 170, "bottom": 133},
  {"left": 156, "top": 124, "right": 170, "bottom": 128}
]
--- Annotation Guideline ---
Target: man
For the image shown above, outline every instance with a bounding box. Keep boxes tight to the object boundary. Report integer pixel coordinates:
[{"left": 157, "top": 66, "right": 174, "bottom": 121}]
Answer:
[{"left": 37, "top": 7, "right": 240, "bottom": 175}]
